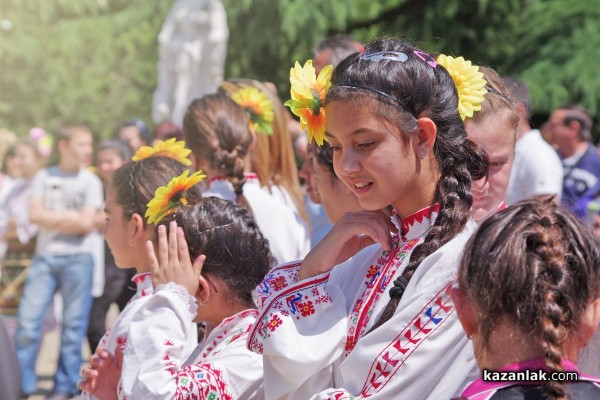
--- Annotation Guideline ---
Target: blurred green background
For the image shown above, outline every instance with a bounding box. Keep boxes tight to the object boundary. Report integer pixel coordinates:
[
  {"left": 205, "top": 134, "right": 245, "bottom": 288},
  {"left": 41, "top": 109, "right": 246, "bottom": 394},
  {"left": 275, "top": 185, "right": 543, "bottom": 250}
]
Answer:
[{"left": 1, "top": 0, "right": 599, "bottom": 139}]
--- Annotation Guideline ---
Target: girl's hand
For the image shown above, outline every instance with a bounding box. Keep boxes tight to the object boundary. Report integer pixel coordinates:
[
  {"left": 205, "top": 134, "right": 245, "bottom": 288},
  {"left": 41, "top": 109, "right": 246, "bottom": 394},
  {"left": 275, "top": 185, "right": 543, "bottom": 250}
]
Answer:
[
  {"left": 146, "top": 221, "right": 206, "bottom": 296},
  {"left": 78, "top": 347, "right": 121, "bottom": 399},
  {"left": 298, "top": 210, "right": 397, "bottom": 280}
]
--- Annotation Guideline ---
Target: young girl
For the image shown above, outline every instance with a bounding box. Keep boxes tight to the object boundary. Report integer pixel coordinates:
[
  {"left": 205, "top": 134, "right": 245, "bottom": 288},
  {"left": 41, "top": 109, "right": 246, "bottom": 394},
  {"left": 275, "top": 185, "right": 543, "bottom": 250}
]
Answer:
[
  {"left": 81, "top": 177, "right": 273, "bottom": 399},
  {"left": 460, "top": 65, "right": 518, "bottom": 222},
  {"left": 248, "top": 38, "right": 488, "bottom": 399},
  {"left": 81, "top": 143, "right": 200, "bottom": 399},
  {"left": 452, "top": 196, "right": 600, "bottom": 399},
  {"left": 182, "top": 91, "right": 309, "bottom": 264}
]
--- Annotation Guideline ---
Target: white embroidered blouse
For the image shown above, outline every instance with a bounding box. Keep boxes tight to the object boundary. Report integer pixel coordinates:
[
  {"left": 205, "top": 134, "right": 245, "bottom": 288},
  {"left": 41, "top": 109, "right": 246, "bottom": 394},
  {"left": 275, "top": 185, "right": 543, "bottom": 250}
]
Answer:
[
  {"left": 119, "top": 283, "right": 264, "bottom": 399},
  {"left": 248, "top": 205, "right": 479, "bottom": 399}
]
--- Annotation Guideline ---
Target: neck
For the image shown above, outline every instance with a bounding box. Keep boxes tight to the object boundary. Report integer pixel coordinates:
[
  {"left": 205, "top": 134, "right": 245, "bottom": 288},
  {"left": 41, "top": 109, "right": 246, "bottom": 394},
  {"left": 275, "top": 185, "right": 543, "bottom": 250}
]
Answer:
[
  {"left": 516, "top": 120, "right": 532, "bottom": 140},
  {"left": 58, "top": 160, "right": 81, "bottom": 173},
  {"left": 392, "top": 164, "right": 439, "bottom": 220},
  {"left": 476, "top": 322, "right": 580, "bottom": 371},
  {"left": 561, "top": 141, "right": 588, "bottom": 158}
]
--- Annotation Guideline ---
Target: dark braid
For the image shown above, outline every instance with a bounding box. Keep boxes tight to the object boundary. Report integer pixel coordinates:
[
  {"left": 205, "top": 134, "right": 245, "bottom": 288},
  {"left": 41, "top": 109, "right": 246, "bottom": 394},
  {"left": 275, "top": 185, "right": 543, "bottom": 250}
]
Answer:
[
  {"left": 326, "top": 38, "right": 489, "bottom": 332},
  {"left": 458, "top": 196, "right": 600, "bottom": 400},
  {"left": 161, "top": 197, "right": 275, "bottom": 307}
]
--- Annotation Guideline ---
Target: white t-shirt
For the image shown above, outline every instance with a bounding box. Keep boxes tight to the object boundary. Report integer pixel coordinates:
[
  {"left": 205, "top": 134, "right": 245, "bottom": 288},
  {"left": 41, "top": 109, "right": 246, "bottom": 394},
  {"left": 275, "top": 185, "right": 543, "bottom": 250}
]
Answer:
[{"left": 505, "top": 129, "right": 563, "bottom": 205}]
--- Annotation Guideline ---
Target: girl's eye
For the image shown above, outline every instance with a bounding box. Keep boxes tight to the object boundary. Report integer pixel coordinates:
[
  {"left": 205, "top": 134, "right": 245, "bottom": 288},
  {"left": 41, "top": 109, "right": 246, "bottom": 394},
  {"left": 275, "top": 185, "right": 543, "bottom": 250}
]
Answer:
[
  {"left": 329, "top": 144, "right": 342, "bottom": 152},
  {"left": 358, "top": 141, "right": 375, "bottom": 149},
  {"left": 491, "top": 162, "right": 505, "bottom": 169}
]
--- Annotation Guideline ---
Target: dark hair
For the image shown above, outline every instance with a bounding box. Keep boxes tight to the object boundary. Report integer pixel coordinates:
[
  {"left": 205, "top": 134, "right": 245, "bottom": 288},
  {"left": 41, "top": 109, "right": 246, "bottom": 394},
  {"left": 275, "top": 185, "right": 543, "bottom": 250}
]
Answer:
[
  {"left": 118, "top": 118, "right": 151, "bottom": 145},
  {"left": 326, "top": 38, "right": 489, "bottom": 331},
  {"left": 458, "top": 195, "right": 600, "bottom": 400},
  {"left": 557, "top": 104, "right": 592, "bottom": 141},
  {"left": 55, "top": 123, "right": 92, "bottom": 144},
  {"left": 110, "top": 156, "right": 201, "bottom": 221},
  {"left": 183, "top": 92, "right": 254, "bottom": 210},
  {"left": 312, "top": 141, "right": 335, "bottom": 174},
  {"left": 97, "top": 140, "right": 133, "bottom": 164},
  {"left": 161, "top": 197, "right": 275, "bottom": 307},
  {"left": 314, "top": 35, "right": 364, "bottom": 67}
]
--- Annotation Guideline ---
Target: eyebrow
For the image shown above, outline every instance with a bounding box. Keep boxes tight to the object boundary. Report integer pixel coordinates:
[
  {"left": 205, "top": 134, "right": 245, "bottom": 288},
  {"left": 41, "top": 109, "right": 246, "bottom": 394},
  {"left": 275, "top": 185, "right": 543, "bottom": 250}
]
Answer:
[{"left": 325, "top": 128, "right": 375, "bottom": 139}]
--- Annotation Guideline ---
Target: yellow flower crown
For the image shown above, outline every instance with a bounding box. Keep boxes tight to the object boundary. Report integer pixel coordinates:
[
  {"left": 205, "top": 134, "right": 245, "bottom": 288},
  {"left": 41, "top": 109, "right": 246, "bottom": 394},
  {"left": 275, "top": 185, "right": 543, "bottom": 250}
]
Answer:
[
  {"left": 284, "top": 60, "right": 333, "bottom": 146},
  {"left": 145, "top": 170, "right": 207, "bottom": 225},
  {"left": 231, "top": 87, "right": 275, "bottom": 136},
  {"left": 436, "top": 54, "right": 487, "bottom": 120},
  {"left": 132, "top": 138, "right": 192, "bottom": 166}
]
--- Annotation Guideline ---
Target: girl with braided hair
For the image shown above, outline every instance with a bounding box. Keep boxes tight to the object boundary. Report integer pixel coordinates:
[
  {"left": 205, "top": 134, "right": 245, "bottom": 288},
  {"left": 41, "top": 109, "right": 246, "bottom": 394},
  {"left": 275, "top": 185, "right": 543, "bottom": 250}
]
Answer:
[
  {"left": 183, "top": 92, "right": 310, "bottom": 264},
  {"left": 452, "top": 195, "right": 600, "bottom": 399},
  {"left": 80, "top": 161, "right": 274, "bottom": 399},
  {"left": 248, "top": 37, "right": 489, "bottom": 399}
]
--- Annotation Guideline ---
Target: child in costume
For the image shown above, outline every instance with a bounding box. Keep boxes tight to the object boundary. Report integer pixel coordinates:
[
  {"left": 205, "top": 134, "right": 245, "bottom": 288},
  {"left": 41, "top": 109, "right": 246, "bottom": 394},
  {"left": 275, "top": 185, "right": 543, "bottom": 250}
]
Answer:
[
  {"left": 452, "top": 195, "right": 600, "bottom": 399},
  {"left": 182, "top": 91, "right": 309, "bottom": 264},
  {"left": 81, "top": 139, "right": 201, "bottom": 399},
  {"left": 248, "top": 38, "right": 489, "bottom": 399},
  {"left": 81, "top": 174, "right": 273, "bottom": 399},
  {"left": 462, "top": 65, "right": 519, "bottom": 223}
]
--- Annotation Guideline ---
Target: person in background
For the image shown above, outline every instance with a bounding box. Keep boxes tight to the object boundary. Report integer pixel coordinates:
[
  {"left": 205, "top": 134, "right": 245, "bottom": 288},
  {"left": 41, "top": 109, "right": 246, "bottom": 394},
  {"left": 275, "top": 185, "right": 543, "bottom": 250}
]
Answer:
[
  {"left": 502, "top": 77, "right": 563, "bottom": 206},
  {"left": 452, "top": 196, "right": 600, "bottom": 399},
  {"left": 14, "top": 124, "right": 103, "bottom": 400},
  {"left": 117, "top": 118, "right": 151, "bottom": 152},
  {"left": 549, "top": 104, "right": 600, "bottom": 212},
  {"left": 463, "top": 66, "right": 518, "bottom": 223},
  {"left": 86, "top": 140, "right": 136, "bottom": 354},
  {"left": 0, "top": 129, "right": 21, "bottom": 206},
  {"left": 153, "top": 121, "right": 184, "bottom": 143}
]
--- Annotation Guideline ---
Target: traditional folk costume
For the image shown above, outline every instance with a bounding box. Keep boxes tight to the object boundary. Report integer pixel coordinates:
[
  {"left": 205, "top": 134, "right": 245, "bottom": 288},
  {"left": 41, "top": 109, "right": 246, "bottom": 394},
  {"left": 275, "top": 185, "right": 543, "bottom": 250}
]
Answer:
[
  {"left": 83, "top": 272, "right": 197, "bottom": 399},
  {"left": 248, "top": 205, "right": 479, "bottom": 399},
  {"left": 455, "top": 358, "right": 600, "bottom": 399},
  {"left": 119, "top": 283, "right": 264, "bottom": 399},
  {"left": 203, "top": 173, "right": 310, "bottom": 265}
]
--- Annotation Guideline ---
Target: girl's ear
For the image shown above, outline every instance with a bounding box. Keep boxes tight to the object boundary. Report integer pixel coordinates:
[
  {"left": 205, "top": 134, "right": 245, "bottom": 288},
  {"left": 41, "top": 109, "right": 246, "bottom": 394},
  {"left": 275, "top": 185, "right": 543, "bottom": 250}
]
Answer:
[
  {"left": 196, "top": 275, "right": 211, "bottom": 306},
  {"left": 450, "top": 287, "right": 478, "bottom": 338},
  {"left": 580, "top": 297, "right": 600, "bottom": 346},
  {"left": 127, "top": 213, "right": 147, "bottom": 247},
  {"left": 413, "top": 117, "right": 437, "bottom": 159}
]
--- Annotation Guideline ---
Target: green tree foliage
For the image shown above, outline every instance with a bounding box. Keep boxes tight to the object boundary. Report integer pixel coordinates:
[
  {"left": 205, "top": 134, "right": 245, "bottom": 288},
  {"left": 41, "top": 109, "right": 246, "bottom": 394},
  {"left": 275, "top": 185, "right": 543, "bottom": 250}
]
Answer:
[{"left": 1, "top": 0, "right": 598, "bottom": 139}]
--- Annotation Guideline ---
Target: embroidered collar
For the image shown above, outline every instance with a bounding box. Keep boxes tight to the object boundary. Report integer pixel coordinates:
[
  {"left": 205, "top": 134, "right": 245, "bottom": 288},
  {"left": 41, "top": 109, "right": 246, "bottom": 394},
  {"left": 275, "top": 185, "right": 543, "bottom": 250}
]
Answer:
[
  {"left": 131, "top": 272, "right": 153, "bottom": 295},
  {"left": 393, "top": 204, "right": 440, "bottom": 240},
  {"left": 461, "top": 357, "right": 580, "bottom": 397},
  {"left": 207, "top": 172, "right": 259, "bottom": 184}
]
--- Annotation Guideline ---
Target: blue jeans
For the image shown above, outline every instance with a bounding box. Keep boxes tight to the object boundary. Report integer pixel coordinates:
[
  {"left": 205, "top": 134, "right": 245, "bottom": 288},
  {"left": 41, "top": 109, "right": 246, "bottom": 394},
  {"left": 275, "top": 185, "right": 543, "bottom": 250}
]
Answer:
[{"left": 15, "top": 252, "right": 94, "bottom": 395}]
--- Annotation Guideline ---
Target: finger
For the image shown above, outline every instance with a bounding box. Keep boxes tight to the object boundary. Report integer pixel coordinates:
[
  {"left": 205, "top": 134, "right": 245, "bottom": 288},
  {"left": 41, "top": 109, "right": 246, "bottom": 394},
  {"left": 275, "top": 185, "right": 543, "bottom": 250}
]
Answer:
[
  {"left": 192, "top": 254, "right": 206, "bottom": 283},
  {"left": 146, "top": 240, "right": 160, "bottom": 286},
  {"left": 157, "top": 224, "right": 168, "bottom": 269},
  {"left": 176, "top": 227, "right": 193, "bottom": 269},
  {"left": 89, "top": 354, "right": 105, "bottom": 369},
  {"left": 115, "top": 345, "right": 125, "bottom": 369},
  {"left": 168, "top": 221, "right": 179, "bottom": 267},
  {"left": 81, "top": 368, "right": 99, "bottom": 379}
]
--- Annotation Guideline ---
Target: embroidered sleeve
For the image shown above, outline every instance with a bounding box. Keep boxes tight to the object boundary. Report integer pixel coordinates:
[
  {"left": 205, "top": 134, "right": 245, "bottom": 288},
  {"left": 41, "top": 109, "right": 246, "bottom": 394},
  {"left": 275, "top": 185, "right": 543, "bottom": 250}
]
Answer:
[
  {"left": 248, "top": 261, "right": 350, "bottom": 399},
  {"left": 172, "top": 363, "right": 233, "bottom": 400},
  {"left": 156, "top": 282, "right": 198, "bottom": 319}
]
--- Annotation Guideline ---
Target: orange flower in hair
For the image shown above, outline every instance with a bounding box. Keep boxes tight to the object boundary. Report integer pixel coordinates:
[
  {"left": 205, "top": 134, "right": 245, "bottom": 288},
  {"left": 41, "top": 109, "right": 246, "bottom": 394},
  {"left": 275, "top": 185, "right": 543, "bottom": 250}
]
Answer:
[
  {"left": 231, "top": 87, "right": 274, "bottom": 136},
  {"left": 145, "top": 170, "right": 206, "bottom": 225},
  {"left": 132, "top": 138, "right": 192, "bottom": 166},
  {"left": 284, "top": 60, "right": 333, "bottom": 146}
]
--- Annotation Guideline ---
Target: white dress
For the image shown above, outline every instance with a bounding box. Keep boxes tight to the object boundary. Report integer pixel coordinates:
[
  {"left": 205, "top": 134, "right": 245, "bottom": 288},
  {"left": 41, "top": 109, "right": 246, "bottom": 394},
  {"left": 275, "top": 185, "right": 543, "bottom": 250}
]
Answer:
[
  {"left": 119, "top": 283, "right": 264, "bottom": 399},
  {"left": 202, "top": 173, "right": 310, "bottom": 265},
  {"left": 248, "top": 205, "right": 479, "bottom": 399}
]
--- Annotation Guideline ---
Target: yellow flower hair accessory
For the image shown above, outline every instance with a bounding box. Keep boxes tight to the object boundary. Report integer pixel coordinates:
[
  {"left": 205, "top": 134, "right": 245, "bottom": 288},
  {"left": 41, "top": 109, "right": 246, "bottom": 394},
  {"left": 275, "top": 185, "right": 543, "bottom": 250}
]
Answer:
[
  {"left": 284, "top": 60, "right": 333, "bottom": 146},
  {"left": 436, "top": 54, "right": 488, "bottom": 120},
  {"left": 231, "top": 87, "right": 274, "bottom": 136},
  {"left": 132, "top": 138, "right": 192, "bottom": 166},
  {"left": 145, "top": 170, "right": 206, "bottom": 225}
]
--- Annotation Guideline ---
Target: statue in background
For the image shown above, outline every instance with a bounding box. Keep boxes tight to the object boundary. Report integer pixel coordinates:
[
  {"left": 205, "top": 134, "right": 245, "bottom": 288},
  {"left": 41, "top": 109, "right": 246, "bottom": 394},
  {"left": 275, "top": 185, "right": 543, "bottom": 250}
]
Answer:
[{"left": 152, "top": 0, "right": 229, "bottom": 126}]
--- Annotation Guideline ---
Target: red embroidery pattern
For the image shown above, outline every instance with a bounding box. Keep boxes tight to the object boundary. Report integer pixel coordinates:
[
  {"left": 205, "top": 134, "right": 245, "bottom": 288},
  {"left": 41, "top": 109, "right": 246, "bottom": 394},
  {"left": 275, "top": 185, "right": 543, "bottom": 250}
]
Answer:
[{"left": 174, "top": 363, "right": 234, "bottom": 400}]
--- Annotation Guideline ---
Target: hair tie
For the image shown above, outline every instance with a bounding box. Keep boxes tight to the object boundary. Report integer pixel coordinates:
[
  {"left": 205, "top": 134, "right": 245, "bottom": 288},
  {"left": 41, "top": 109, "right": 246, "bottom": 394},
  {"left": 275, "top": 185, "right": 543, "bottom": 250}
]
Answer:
[
  {"left": 436, "top": 54, "right": 488, "bottom": 120},
  {"left": 388, "top": 276, "right": 410, "bottom": 299},
  {"left": 132, "top": 138, "right": 192, "bottom": 166},
  {"left": 145, "top": 170, "right": 207, "bottom": 225}
]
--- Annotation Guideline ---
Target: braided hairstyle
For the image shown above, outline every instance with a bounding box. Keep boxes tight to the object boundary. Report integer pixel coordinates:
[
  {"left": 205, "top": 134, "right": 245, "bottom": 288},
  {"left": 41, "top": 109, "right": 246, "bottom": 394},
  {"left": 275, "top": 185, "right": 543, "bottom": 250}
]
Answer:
[
  {"left": 458, "top": 195, "right": 600, "bottom": 400},
  {"left": 326, "top": 38, "right": 489, "bottom": 331},
  {"left": 161, "top": 197, "right": 275, "bottom": 308},
  {"left": 110, "top": 156, "right": 200, "bottom": 222},
  {"left": 183, "top": 92, "right": 254, "bottom": 211}
]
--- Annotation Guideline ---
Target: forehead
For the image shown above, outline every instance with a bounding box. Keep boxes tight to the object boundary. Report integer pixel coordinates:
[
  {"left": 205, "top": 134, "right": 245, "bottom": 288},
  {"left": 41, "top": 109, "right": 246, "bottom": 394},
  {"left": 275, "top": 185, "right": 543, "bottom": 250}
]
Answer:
[
  {"left": 325, "top": 99, "right": 397, "bottom": 138},
  {"left": 466, "top": 113, "right": 515, "bottom": 156}
]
